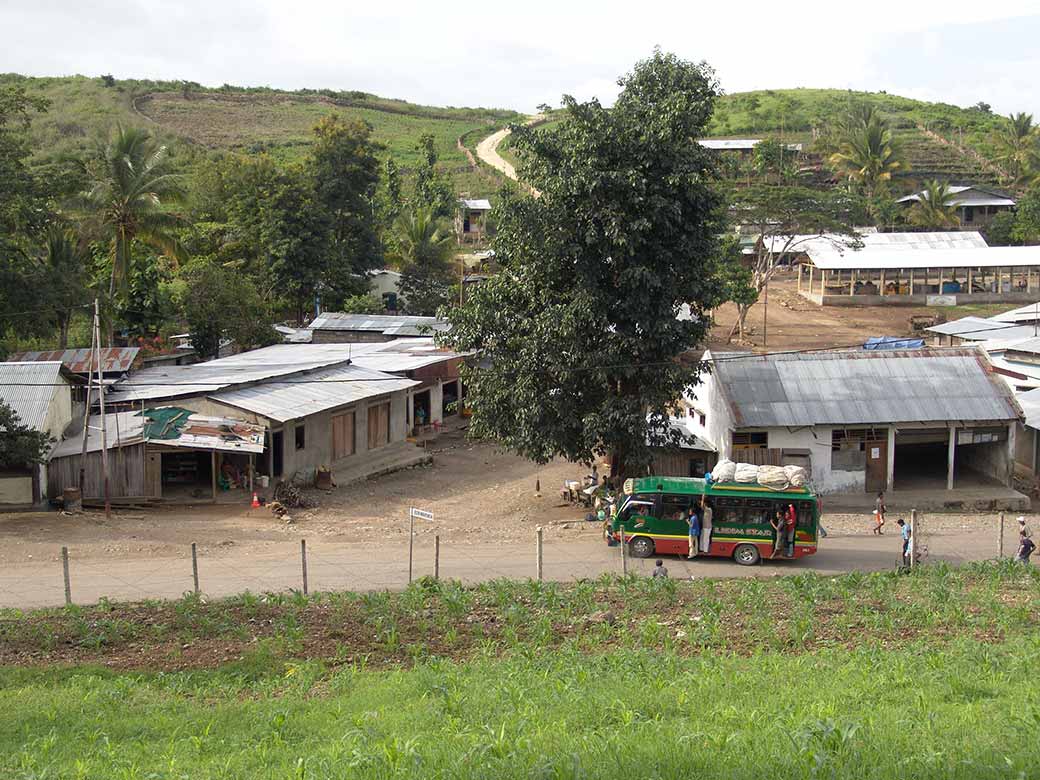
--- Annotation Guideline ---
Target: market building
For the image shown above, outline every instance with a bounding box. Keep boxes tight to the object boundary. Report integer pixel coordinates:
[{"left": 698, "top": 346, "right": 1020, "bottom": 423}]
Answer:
[{"left": 683, "top": 348, "right": 1022, "bottom": 498}]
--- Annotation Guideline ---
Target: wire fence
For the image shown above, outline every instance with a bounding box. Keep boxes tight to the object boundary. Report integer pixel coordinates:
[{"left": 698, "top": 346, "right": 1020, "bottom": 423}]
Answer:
[{"left": 0, "top": 511, "right": 1032, "bottom": 609}]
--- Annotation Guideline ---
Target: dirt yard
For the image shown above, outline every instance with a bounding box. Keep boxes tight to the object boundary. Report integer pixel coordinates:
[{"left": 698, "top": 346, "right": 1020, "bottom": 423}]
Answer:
[{"left": 708, "top": 271, "right": 1014, "bottom": 350}]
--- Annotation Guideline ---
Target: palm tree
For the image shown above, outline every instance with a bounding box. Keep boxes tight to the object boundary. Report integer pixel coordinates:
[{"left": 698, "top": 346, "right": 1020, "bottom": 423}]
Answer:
[
  {"left": 392, "top": 205, "right": 456, "bottom": 315},
  {"left": 992, "top": 112, "right": 1040, "bottom": 185},
  {"left": 39, "top": 226, "right": 91, "bottom": 347},
  {"left": 907, "top": 180, "right": 960, "bottom": 229},
  {"left": 78, "top": 126, "right": 186, "bottom": 301},
  {"left": 829, "top": 109, "right": 908, "bottom": 198}
]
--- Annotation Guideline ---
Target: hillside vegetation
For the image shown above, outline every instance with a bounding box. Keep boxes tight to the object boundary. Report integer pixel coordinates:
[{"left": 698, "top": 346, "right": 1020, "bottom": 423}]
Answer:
[
  {"left": 707, "top": 88, "right": 1009, "bottom": 186},
  {"left": 1, "top": 563, "right": 1038, "bottom": 778},
  {"left": 0, "top": 74, "right": 521, "bottom": 194}
]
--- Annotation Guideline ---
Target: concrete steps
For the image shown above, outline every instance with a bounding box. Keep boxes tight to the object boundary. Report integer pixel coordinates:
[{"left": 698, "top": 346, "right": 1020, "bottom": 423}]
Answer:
[{"left": 331, "top": 441, "right": 432, "bottom": 486}]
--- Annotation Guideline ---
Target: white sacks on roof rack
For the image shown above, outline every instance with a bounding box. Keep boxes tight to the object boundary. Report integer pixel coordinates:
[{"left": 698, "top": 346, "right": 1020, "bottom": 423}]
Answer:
[{"left": 709, "top": 458, "right": 807, "bottom": 491}]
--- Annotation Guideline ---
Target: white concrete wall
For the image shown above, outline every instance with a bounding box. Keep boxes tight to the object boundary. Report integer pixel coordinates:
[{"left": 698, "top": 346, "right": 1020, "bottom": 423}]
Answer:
[
  {"left": 683, "top": 359, "right": 734, "bottom": 459},
  {"left": 368, "top": 272, "right": 403, "bottom": 307}
]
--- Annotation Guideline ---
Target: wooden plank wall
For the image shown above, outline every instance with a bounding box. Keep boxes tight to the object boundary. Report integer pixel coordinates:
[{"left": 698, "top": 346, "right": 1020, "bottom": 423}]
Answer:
[{"left": 48, "top": 444, "right": 147, "bottom": 499}]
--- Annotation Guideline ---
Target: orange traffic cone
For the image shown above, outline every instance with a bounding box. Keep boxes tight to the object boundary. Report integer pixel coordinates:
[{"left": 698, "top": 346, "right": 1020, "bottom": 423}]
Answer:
[{"left": 251, "top": 492, "right": 260, "bottom": 509}]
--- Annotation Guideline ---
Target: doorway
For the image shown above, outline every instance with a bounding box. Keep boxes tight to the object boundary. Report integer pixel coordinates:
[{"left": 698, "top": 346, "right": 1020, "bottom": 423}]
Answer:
[
  {"left": 272, "top": 430, "right": 284, "bottom": 477},
  {"left": 367, "top": 402, "right": 390, "bottom": 449},
  {"left": 864, "top": 438, "right": 887, "bottom": 492}
]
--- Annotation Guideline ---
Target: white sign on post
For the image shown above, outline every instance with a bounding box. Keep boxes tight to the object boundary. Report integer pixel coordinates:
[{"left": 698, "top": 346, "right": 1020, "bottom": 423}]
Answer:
[{"left": 407, "top": 507, "right": 434, "bottom": 584}]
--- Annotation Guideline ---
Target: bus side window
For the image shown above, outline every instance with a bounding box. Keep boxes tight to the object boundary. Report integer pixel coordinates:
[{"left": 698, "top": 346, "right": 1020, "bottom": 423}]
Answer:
[
  {"left": 745, "top": 498, "right": 772, "bottom": 525},
  {"left": 714, "top": 497, "right": 744, "bottom": 524},
  {"left": 796, "top": 501, "right": 814, "bottom": 528},
  {"left": 660, "top": 494, "right": 692, "bottom": 521}
]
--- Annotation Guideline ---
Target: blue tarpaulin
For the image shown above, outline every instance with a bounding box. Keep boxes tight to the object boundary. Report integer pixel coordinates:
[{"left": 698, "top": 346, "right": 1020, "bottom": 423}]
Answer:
[{"left": 863, "top": 336, "right": 925, "bottom": 350}]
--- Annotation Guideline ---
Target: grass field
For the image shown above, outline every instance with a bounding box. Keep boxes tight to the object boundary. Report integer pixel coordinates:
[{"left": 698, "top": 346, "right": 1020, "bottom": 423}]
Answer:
[{"left": 2, "top": 562, "right": 1038, "bottom": 778}]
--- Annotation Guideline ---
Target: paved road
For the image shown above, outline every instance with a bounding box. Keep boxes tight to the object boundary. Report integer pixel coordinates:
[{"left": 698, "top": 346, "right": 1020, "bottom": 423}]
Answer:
[{"left": 0, "top": 528, "right": 1002, "bottom": 609}]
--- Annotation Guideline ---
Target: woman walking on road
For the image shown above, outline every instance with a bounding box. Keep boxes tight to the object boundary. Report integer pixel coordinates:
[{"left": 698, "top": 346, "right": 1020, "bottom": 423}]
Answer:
[{"left": 872, "top": 492, "right": 887, "bottom": 535}]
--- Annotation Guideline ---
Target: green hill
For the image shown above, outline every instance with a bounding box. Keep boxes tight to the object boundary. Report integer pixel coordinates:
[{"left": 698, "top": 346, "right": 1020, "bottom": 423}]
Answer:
[
  {"left": 0, "top": 73, "right": 522, "bottom": 196},
  {"left": 707, "top": 88, "right": 1010, "bottom": 188}
]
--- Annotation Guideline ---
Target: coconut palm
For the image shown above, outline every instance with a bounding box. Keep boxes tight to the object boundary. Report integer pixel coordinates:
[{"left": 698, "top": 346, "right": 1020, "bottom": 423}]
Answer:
[
  {"left": 907, "top": 180, "right": 960, "bottom": 229},
  {"left": 78, "top": 125, "right": 186, "bottom": 299},
  {"left": 392, "top": 205, "right": 456, "bottom": 315},
  {"left": 829, "top": 110, "right": 908, "bottom": 198},
  {"left": 992, "top": 112, "right": 1040, "bottom": 185}
]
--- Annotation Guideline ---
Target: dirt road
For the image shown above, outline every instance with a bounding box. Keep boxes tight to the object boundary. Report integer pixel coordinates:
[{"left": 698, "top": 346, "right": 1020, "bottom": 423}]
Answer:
[
  {"left": 475, "top": 115, "right": 544, "bottom": 196},
  {"left": 1, "top": 431, "right": 1031, "bottom": 609}
]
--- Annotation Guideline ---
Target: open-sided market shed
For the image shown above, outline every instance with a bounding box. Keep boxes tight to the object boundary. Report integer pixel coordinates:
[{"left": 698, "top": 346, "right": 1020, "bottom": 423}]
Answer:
[{"left": 48, "top": 408, "right": 264, "bottom": 502}]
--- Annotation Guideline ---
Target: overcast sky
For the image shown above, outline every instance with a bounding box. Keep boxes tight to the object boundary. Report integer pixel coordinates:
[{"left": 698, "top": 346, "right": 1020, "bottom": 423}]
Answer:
[{"left": 3, "top": 1, "right": 1040, "bottom": 117}]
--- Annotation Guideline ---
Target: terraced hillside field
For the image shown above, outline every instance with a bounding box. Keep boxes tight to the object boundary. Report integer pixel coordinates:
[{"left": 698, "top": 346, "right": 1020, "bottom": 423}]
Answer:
[{"left": 2, "top": 74, "right": 520, "bottom": 195}]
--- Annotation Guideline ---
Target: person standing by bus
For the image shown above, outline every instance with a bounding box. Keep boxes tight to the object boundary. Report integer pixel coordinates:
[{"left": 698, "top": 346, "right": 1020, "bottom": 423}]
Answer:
[
  {"left": 784, "top": 503, "right": 797, "bottom": 557},
  {"left": 686, "top": 506, "right": 701, "bottom": 559},
  {"left": 873, "top": 492, "right": 886, "bottom": 535},
  {"left": 700, "top": 498, "right": 713, "bottom": 553},
  {"left": 770, "top": 511, "right": 784, "bottom": 559}
]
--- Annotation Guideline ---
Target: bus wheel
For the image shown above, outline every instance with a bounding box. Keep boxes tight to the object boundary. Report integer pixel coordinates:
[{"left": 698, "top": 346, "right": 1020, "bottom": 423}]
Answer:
[
  {"left": 630, "top": 536, "right": 654, "bottom": 558},
  {"left": 733, "top": 544, "right": 761, "bottom": 566}
]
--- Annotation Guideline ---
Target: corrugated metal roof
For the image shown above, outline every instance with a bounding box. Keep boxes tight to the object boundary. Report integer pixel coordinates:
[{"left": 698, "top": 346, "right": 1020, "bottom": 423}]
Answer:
[
  {"left": 459, "top": 198, "right": 491, "bottom": 210},
  {"left": 809, "top": 244, "right": 1040, "bottom": 271},
  {"left": 897, "top": 185, "right": 1016, "bottom": 208},
  {"left": 51, "top": 409, "right": 264, "bottom": 458},
  {"left": 925, "top": 316, "right": 1012, "bottom": 337},
  {"left": 709, "top": 348, "right": 1019, "bottom": 427},
  {"left": 991, "top": 301, "right": 1040, "bottom": 324},
  {"left": 308, "top": 312, "right": 449, "bottom": 335},
  {"left": 6, "top": 347, "right": 139, "bottom": 374},
  {"left": 211, "top": 364, "right": 419, "bottom": 423},
  {"left": 1016, "top": 387, "right": 1040, "bottom": 429},
  {"left": 763, "top": 229, "right": 988, "bottom": 257},
  {"left": 0, "top": 361, "right": 66, "bottom": 431},
  {"left": 698, "top": 139, "right": 803, "bottom": 152}
]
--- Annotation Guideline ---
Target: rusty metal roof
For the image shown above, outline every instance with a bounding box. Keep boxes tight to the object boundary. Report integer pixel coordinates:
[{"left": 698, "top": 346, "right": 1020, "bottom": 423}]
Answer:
[
  {"left": 708, "top": 347, "right": 1020, "bottom": 427},
  {"left": 7, "top": 347, "right": 139, "bottom": 374}
]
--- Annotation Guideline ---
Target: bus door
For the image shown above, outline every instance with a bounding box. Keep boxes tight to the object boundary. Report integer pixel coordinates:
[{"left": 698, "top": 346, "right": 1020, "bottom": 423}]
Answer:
[
  {"left": 660, "top": 493, "right": 697, "bottom": 553},
  {"left": 616, "top": 494, "right": 659, "bottom": 533}
]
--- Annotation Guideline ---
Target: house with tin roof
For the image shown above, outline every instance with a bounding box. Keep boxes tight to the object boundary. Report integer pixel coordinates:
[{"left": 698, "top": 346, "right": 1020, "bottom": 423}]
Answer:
[
  {"left": 682, "top": 348, "right": 1023, "bottom": 501},
  {"left": 897, "top": 185, "right": 1016, "bottom": 229},
  {"left": 0, "top": 362, "right": 79, "bottom": 505}
]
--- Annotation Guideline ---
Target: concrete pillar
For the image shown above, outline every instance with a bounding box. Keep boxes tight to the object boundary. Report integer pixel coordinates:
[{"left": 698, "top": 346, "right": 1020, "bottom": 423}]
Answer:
[
  {"left": 947, "top": 424, "right": 956, "bottom": 490},
  {"left": 808, "top": 265, "right": 814, "bottom": 296},
  {"left": 850, "top": 269, "right": 856, "bottom": 295},
  {"left": 797, "top": 263, "right": 802, "bottom": 292},
  {"left": 909, "top": 268, "right": 915, "bottom": 295},
  {"left": 886, "top": 426, "right": 896, "bottom": 491},
  {"left": 430, "top": 381, "right": 444, "bottom": 425},
  {"left": 880, "top": 268, "right": 886, "bottom": 296},
  {"left": 967, "top": 267, "right": 973, "bottom": 295},
  {"left": 1007, "top": 422, "right": 1017, "bottom": 487}
]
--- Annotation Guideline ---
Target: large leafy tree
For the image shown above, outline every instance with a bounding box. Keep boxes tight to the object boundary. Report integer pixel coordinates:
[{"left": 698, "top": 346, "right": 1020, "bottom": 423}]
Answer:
[
  {"left": 308, "top": 115, "right": 382, "bottom": 296},
  {"left": 38, "top": 226, "right": 92, "bottom": 348},
  {"left": 78, "top": 126, "right": 186, "bottom": 302},
  {"left": 392, "top": 205, "right": 455, "bottom": 315},
  {"left": 992, "top": 112, "right": 1040, "bottom": 186},
  {"left": 727, "top": 185, "right": 861, "bottom": 342},
  {"left": 412, "top": 133, "right": 455, "bottom": 217},
  {"left": 443, "top": 50, "right": 728, "bottom": 478},
  {"left": 829, "top": 107, "right": 907, "bottom": 198},
  {"left": 907, "top": 180, "right": 960, "bottom": 229},
  {"left": 180, "top": 261, "right": 277, "bottom": 360}
]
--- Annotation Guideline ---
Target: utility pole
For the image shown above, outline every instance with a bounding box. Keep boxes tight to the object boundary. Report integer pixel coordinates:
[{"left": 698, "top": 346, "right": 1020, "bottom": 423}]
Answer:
[
  {"left": 93, "top": 300, "right": 111, "bottom": 519},
  {"left": 78, "top": 300, "right": 98, "bottom": 494},
  {"left": 762, "top": 278, "right": 769, "bottom": 347}
]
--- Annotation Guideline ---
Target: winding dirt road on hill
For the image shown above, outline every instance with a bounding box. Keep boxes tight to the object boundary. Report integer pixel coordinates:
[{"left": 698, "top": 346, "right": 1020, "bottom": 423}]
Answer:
[{"left": 475, "top": 115, "right": 545, "bottom": 196}]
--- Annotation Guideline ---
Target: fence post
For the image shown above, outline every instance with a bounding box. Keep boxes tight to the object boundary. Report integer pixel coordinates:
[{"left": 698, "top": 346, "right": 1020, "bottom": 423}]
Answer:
[
  {"left": 999, "top": 513, "right": 1005, "bottom": 559},
  {"left": 434, "top": 535, "right": 440, "bottom": 581},
  {"left": 909, "top": 509, "right": 917, "bottom": 570},
  {"left": 536, "top": 526, "right": 544, "bottom": 581},
  {"left": 620, "top": 528, "right": 628, "bottom": 576},
  {"left": 301, "top": 539, "right": 309, "bottom": 595},
  {"left": 61, "top": 546, "right": 71, "bottom": 606},
  {"left": 408, "top": 511, "right": 415, "bottom": 584},
  {"left": 191, "top": 542, "right": 199, "bottom": 594}
]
